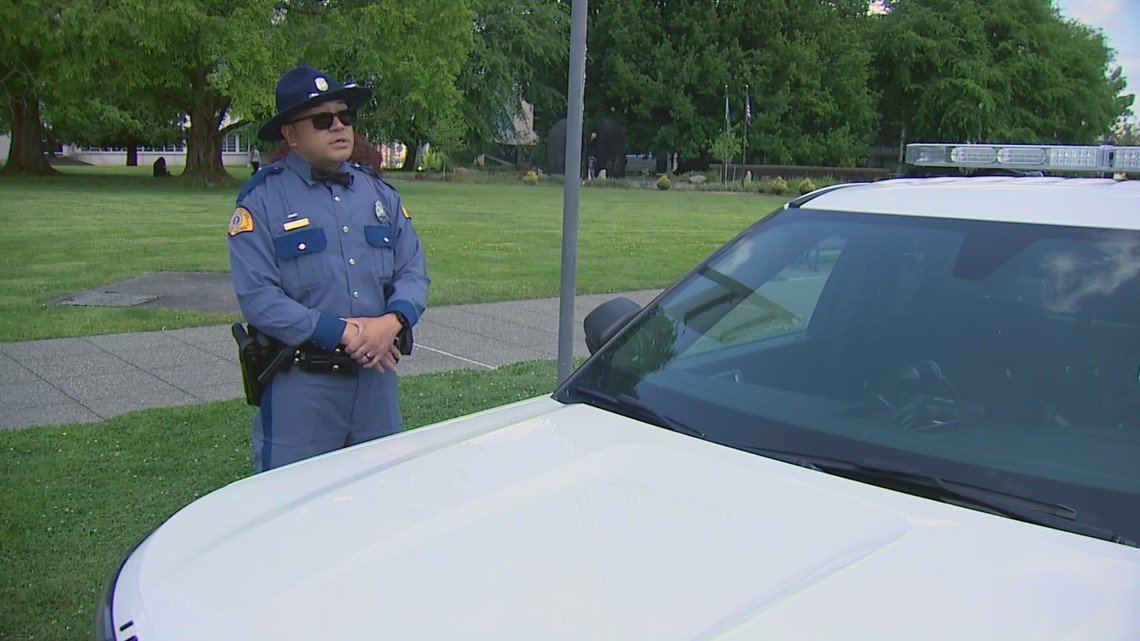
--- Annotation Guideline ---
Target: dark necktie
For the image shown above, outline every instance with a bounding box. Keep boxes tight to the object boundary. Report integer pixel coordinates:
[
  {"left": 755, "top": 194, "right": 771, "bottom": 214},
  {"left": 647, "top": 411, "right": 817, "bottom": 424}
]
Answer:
[{"left": 312, "top": 167, "right": 353, "bottom": 186}]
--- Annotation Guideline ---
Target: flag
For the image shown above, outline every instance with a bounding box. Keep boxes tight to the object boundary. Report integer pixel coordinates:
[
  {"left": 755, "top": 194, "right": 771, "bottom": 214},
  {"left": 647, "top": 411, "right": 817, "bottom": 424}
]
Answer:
[{"left": 745, "top": 87, "right": 752, "bottom": 127}]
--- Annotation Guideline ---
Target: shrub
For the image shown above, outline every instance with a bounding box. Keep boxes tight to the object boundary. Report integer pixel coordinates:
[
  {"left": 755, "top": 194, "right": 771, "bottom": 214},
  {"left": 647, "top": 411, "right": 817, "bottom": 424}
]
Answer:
[
  {"left": 422, "top": 148, "right": 445, "bottom": 172},
  {"left": 771, "top": 176, "right": 788, "bottom": 195},
  {"left": 584, "top": 178, "right": 635, "bottom": 189},
  {"left": 522, "top": 170, "right": 539, "bottom": 186},
  {"left": 656, "top": 175, "right": 672, "bottom": 190},
  {"left": 812, "top": 176, "right": 840, "bottom": 190},
  {"left": 797, "top": 178, "right": 817, "bottom": 195}
]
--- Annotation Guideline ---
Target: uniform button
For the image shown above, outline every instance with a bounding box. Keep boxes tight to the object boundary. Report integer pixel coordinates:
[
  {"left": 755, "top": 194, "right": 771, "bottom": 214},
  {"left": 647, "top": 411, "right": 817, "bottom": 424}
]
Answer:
[
  {"left": 334, "top": 196, "right": 341, "bottom": 202},
  {"left": 298, "top": 243, "right": 307, "bottom": 251},
  {"left": 348, "top": 258, "right": 356, "bottom": 266},
  {"left": 352, "top": 291, "right": 360, "bottom": 298},
  {"left": 383, "top": 237, "right": 390, "bottom": 243},
  {"left": 342, "top": 226, "right": 349, "bottom": 233}
]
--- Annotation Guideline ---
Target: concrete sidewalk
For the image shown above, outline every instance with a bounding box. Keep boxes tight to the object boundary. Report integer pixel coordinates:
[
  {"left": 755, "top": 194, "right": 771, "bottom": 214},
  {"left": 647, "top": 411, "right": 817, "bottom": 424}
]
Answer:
[{"left": 0, "top": 290, "right": 661, "bottom": 431}]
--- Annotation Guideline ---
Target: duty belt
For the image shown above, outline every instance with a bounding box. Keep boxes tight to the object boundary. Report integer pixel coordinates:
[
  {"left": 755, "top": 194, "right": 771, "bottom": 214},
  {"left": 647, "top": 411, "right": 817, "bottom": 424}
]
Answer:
[{"left": 293, "top": 343, "right": 359, "bottom": 376}]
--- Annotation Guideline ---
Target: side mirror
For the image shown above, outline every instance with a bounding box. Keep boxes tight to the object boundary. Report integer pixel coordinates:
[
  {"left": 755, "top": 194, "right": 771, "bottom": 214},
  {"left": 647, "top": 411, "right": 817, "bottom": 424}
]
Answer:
[{"left": 583, "top": 297, "right": 641, "bottom": 355}]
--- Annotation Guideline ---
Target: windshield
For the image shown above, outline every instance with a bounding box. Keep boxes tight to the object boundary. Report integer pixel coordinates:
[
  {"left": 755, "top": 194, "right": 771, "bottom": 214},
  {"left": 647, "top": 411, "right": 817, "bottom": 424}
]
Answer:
[{"left": 558, "top": 208, "right": 1140, "bottom": 544}]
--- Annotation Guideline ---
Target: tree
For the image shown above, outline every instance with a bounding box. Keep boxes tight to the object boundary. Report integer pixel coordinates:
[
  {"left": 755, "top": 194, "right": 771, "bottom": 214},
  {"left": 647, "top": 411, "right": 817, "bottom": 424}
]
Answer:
[
  {"left": 287, "top": 0, "right": 478, "bottom": 170},
  {"left": 0, "top": 0, "right": 65, "bottom": 174},
  {"left": 73, "top": 0, "right": 288, "bottom": 180},
  {"left": 727, "top": 0, "right": 879, "bottom": 166},
  {"left": 872, "top": 0, "right": 1134, "bottom": 145},
  {"left": 584, "top": 0, "right": 878, "bottom": 167},
  {"left": 1116, "top": 119, "right": 1140, "bottom": 146},
  {"left": 709, "top": 127, "right": 742, "bottom": 180},
  {"left": 456, "top": 0, "right": 570, "bottom": 154},
  {"left": 47, "top": 91, "right": 185, "bottom": 167}
]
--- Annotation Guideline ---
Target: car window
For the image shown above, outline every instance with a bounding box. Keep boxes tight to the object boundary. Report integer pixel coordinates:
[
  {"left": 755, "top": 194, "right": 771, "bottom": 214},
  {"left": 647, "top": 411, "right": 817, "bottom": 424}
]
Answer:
[{"left": 684, "top": 236, "right": 847, "bottom": 354}]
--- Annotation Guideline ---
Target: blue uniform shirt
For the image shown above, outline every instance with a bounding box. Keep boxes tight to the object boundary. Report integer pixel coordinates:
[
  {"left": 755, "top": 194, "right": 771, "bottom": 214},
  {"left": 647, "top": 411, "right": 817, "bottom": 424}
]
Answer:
[{"left": 228, "top": 152, "right": 429, "bottom": 349}]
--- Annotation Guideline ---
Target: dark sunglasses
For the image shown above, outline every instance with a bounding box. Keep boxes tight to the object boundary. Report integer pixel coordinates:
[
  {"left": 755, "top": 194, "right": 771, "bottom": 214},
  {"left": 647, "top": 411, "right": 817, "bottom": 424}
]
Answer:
[{"left": 287, "top": 108, "right": 357, "bottom": 130}]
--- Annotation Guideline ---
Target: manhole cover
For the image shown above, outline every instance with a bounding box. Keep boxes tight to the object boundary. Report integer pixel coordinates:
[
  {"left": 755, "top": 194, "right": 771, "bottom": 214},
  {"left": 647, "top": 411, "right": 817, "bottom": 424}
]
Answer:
[
  {"left": 54, "top": 272, "right": 238, "bottom": 314},
  {"left": 58, "top": 292, "right": 161, "bottom": 307}
]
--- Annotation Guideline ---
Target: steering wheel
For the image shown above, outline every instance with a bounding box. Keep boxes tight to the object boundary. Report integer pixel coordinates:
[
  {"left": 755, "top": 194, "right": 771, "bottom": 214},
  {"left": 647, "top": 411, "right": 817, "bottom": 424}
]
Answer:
[{"left": 859, "top": 359, "right": 977, "bottom": 431}]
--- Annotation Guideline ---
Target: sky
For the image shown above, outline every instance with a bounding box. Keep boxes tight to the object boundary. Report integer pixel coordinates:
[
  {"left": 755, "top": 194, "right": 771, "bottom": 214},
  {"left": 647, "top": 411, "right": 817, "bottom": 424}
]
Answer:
[{"left": 1052, "top": 0, "right": 1139, "bottom": 102}]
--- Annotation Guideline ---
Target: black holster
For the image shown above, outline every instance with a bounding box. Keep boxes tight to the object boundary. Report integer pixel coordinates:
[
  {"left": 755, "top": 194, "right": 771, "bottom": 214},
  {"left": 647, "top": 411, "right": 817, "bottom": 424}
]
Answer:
[{"left": 232, "top": 324, "right": 295, "bottom": 406}]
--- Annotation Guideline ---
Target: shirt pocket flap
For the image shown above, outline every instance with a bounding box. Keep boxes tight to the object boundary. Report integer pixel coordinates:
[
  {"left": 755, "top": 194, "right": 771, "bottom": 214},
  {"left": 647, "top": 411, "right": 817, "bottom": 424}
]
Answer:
[
  {"left": 365, "top": 225, "right": 396, "bottom": 249},
  {"left": 273, "top": 227, "right": 328, "bottom": 260}
]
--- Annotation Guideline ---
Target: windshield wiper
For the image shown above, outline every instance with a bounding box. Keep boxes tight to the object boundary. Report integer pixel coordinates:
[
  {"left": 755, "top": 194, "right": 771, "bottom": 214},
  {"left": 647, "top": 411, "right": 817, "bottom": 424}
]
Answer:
[
  {"left": 738, "top": 447, "right": 1137, "bottom": 547},
  {"left": 565, "top": 385, "right": 706, "bottom": 438},
  {"left": 732, "top": 446, "right": 824, "bottom": 471}
]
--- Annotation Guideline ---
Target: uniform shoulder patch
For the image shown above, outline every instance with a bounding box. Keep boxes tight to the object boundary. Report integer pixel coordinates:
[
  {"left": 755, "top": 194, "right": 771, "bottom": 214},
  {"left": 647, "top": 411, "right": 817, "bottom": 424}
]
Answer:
[
  {"left": 237, "top": 165, "right": 284, "bottom": 202},
  {"left": 228, "top": 207, "right": 254, "bottom": 236},
  {"left": 401, "top": 205, "right": 411, "bottom": 219}
]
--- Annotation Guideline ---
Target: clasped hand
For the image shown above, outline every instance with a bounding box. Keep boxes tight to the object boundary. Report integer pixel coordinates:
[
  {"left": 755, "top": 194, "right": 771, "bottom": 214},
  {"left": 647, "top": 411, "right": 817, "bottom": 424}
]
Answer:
[{"left": 340, "top": 314, "right": 403, "bottom": 371}]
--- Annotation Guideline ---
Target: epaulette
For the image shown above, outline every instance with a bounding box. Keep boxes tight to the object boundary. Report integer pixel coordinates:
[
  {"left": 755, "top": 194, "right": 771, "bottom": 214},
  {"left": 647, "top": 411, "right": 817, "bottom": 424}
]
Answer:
[
  {"left": 351, "top": 160, "right": 378, "bottom": 175},
  {"left": 352, "top": 162, "right": 384, "bottom": 181},
  {"left": 237, "top": 165, "right": 284, "bottom": 202},
  {"left": 352, "top": 162, "right": 403, "bottom": 193}
]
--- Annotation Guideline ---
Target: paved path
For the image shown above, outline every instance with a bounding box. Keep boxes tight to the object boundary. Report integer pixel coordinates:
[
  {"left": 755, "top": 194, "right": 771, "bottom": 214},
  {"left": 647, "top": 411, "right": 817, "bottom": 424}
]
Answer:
[{"left": 0, "top": 290, "right": 662, "bottom": 431}]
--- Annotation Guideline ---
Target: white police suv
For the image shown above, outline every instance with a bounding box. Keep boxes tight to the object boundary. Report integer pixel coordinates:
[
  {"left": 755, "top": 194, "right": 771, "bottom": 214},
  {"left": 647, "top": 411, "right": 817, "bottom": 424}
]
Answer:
[{"left": 98, "top": 143, "right": 1140, "bottom": 640}]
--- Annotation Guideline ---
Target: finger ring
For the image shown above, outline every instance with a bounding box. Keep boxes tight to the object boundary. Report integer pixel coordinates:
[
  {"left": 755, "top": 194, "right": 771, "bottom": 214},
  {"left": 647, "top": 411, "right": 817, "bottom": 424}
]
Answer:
[{"left": 365, "top": 352, "right": 373, "bottom": 358}]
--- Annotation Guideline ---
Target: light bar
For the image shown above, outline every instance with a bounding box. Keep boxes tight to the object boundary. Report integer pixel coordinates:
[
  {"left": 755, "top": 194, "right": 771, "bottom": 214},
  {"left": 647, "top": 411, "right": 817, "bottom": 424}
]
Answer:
[
  {"left": 1115, "top": 147, "right": 1140, "bottom": 171},
  {"left": 906, "top": 143, "right": 1140, "bottom": 174}
]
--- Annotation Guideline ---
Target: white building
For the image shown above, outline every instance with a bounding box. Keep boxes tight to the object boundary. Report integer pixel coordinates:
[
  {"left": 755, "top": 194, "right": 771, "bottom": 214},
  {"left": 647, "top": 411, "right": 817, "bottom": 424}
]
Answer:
[
  {"left": 0, "top": 122, "right": 257, "bottom": 168},
  {"left": 64, "top": 129, "right": 256, "bottom": 167}
]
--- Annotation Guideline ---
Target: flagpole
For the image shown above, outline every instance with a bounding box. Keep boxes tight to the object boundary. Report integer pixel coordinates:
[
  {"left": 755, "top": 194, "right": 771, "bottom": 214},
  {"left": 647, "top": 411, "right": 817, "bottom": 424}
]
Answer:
[
  {"left": 724, "top": 84, "right": 729, "bottom": 134},
  {"left": 724, "top": 84, "right": 730, "bottom": 182}
]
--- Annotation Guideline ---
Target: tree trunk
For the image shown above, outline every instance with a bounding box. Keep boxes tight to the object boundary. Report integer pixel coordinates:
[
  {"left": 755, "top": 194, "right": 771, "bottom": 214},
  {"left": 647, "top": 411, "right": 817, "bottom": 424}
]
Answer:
[
  {"left": 126, "top": 145, "right": 139, "bottom": 167},
  {"left": 898, "top": 123, "right": 907, "bottom": 164},
  {"left": 403, "top": 138, "right": 424, "bottom": 171},
  {"left": 2, "top": 94, "right": 57, "bottom": 175},
  {"left": 182, "top": 70, "right": 231, "bottom": 181},
  {"left": 184, "top": 104, "right": 228, "bottom": 180}
]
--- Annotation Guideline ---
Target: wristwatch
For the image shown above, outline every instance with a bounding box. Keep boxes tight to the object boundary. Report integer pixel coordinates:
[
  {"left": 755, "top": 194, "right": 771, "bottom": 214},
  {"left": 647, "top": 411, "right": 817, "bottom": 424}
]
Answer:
[{"left": 391, "top": 311, "right": 410, "bottom": 330}]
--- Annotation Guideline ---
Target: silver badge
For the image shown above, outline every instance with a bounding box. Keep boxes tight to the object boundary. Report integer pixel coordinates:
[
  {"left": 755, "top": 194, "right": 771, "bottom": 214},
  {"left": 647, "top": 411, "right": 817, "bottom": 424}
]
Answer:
[
  {"left": 315, "top": 77, "right": 329, "bottom": 92},
  {"left": 374, "top": 200, "right": 389, "bottom": 225}
]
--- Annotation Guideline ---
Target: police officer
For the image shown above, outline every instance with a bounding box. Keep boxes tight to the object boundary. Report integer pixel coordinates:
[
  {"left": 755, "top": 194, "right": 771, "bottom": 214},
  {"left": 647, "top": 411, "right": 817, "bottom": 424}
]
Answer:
[{"left": 228, "top": 64, "right": 429, "bottom": 473}]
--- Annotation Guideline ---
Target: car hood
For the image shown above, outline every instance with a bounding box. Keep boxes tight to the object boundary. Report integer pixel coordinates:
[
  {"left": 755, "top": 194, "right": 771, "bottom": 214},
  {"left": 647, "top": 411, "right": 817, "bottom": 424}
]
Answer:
[{"left": 114, "top": 398, "right": 1140, "bottom": 641}]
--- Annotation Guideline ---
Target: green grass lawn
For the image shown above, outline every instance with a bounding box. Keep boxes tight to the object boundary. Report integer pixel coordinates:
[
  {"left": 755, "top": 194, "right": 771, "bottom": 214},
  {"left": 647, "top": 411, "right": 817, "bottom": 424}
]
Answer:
[
  {"left": 0, "top": 359, "right": 562, "bottom": 641},
  {"left": 0, "top": 165, "right": 785, "bottom": 341}
]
